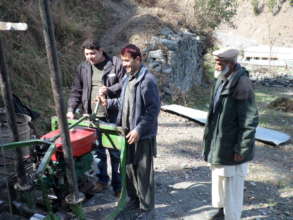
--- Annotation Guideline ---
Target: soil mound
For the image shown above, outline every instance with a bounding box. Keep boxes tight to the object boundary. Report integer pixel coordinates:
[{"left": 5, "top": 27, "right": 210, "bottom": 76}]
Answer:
[{"left": 268, "top": 97, "right": 293, "bottom": 112}]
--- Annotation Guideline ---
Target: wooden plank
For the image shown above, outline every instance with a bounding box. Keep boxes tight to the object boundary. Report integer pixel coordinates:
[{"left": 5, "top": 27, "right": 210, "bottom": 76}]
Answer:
[{"left": 161, "top": 104, "right": 291, "bottom": 146}]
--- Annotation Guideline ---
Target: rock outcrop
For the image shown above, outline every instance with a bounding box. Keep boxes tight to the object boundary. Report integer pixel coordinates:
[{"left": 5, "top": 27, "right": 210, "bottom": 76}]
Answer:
[{"left": 144, "top": 27, "right": 204, "bottom": 99}]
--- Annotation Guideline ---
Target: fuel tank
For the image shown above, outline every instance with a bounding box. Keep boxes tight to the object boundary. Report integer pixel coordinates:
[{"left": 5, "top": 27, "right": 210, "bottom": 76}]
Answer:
[{"left": 41, "top": 127, "right": 96, "bottom": 160}]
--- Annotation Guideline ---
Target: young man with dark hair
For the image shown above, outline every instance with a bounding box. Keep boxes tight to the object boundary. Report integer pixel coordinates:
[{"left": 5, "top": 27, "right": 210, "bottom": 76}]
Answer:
[
  {"left": 67, "top": 38, "right": 125, "bottom": 198},
  {"left": 99, "top": 44, "right": 160, "bottom": 219}
]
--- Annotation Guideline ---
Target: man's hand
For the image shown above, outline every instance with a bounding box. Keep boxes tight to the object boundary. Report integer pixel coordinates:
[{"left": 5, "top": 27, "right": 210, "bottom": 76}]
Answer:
[
  {"left": 99, "top": 86, "right": 108, "bottom": 96},
  {"left": 234, "top": 153, "right": 244, "bottom": 162},
  {"left": 126, "top": 130, "right": 140, "bottom": 144},
  {"left": 98, "top": 96, "right": 108, "bottom": 107},
  {"left": 66, "top": 112, "right": 74, "bottom": 119}
]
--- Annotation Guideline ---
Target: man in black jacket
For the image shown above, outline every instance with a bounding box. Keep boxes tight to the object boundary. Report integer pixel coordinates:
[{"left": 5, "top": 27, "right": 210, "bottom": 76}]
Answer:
[{"left": 67, "top": 38, "right": 125, "bottom": 197}]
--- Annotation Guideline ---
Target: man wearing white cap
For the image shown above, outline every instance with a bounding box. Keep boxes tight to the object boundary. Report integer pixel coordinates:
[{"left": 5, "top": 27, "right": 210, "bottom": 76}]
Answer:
[{"left": 203, "top": 48, "right": 259, "bottom": 220}]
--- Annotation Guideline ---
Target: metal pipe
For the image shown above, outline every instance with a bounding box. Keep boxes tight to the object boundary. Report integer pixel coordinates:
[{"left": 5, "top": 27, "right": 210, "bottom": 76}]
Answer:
[
  {"left": 38, "top": 0, "right": 81, "bottom": 202},
  {"left": 0, "top": 37, "right": 28, "bottom": 187}
]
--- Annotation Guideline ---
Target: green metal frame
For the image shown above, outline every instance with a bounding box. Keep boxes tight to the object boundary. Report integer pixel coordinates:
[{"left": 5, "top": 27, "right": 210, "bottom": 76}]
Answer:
[
  {"left": 0, "top": 139, "right": 63, "bottom": 220},
  {"left": 51, "top": 116, "right": 127, "bottom": 220},
  {"left": 0, "top": 115, "right": 127, "bottom": 219},
  {"left": 0, "top": 116, "right": 90, "bottom": 219}
]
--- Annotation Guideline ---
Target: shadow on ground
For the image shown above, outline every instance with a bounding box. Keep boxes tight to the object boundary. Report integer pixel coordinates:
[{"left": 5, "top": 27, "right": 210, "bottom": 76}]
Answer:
[{"left": 82, "top": 165, "right": 293, "bottom": 219}]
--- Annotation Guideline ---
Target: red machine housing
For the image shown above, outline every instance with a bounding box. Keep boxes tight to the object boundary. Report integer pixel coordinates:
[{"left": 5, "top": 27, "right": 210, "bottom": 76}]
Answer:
[{"left": 41, "top": 127, "right": 96, "bottom": 161}]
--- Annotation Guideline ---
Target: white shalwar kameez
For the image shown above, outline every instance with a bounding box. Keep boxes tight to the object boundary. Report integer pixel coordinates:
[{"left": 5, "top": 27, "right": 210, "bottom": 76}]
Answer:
[{"left": 210, "top": 162, "right": 248, "bottom": 220}]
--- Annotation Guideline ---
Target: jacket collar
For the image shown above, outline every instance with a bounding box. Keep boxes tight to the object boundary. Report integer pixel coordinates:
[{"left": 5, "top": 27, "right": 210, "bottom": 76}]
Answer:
[
  {"left": 135, "top": 65, "right": 148, "bottom": 84},
  {"left": 101, "top": 53, "right": 113, "bottom": 76},
  {"left": 123, "top": 65, "right": 148, "bottom": 85}
]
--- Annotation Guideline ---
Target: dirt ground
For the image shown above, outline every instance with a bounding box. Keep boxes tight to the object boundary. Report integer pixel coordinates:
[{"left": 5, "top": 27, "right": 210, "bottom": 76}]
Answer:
[
  {"left": 84, "top": 109, "right": 293, "bottom": 220},
  {"left": 1, "top": 98, "right": 291, "bottom": 219}
]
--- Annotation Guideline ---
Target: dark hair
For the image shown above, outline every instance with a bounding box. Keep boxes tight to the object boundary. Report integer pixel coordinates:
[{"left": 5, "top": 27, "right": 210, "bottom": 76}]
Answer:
[
  {"left": 120, "top": 44, "right": 141, "bottom": 60},
  {"left": 81, "top": 38, "right": 100, "bottom": 50}
]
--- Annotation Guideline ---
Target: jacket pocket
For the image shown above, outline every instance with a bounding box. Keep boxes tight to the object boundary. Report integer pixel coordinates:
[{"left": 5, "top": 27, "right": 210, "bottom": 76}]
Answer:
[{"left": 216, "top": 134, "right": 237, "bottom": 163}]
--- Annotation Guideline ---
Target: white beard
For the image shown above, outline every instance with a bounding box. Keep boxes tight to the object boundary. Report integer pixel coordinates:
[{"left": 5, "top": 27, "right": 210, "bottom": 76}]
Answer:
[{"left": 214, "top": 65, "right": 230, "bottom": 80}]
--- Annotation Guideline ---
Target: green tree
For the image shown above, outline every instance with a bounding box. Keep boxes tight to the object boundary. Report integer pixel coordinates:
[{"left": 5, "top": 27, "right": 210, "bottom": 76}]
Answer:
[{"left": 193, "top": 0, "right": 238, "bottom": 30}]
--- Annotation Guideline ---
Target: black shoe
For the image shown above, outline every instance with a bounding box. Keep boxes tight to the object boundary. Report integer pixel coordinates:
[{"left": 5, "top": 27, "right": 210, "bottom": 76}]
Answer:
[
  {"left": 124, "top": 199, "right": 140, "bottom": 210},
  {"left": 207, "top": 208, "right": 224, "bottom": 220},
  {"left": 91, "top": 182, "right": 107, "bottom": 193},
  {"left": 135, "top": 209, "right": 155, "bottom": 220},
  {"left": 116, "top": 201, "right": 140, "bottom": 220},
  {"left": 114, "top": 191, "right": 121, "bottom": 199}
]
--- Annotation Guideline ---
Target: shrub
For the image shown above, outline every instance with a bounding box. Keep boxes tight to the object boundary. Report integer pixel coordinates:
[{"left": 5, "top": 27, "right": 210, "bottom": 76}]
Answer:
[
  {"left": 251, "top": 0, "right": 262, "bottom": 15},
  {"left": 193, "top": 0, "right": 238, "bottom": 31},
  {"left": 0, "top": 0, "right": 108, "bottom": 133}
]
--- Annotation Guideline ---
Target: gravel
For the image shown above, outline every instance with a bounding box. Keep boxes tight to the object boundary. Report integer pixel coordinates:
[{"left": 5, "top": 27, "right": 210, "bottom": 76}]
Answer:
[{"left": 85, "top": 111, "right": 293, "bottom": 219}]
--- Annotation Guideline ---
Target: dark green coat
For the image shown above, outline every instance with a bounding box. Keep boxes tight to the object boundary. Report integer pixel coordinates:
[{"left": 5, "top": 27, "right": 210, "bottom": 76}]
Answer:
[{"left": 203, "top": 64, "right": 259, "bottom": 165}]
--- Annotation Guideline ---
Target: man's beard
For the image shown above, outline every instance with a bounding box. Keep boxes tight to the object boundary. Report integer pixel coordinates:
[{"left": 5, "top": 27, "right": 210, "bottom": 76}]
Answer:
[{"left": 214, "top": 65, "right": 230, "bottom": 80}]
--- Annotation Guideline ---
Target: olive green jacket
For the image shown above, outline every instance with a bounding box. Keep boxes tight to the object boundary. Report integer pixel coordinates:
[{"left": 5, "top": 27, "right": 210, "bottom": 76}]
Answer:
[{"left": 203, "top": 64, "right": 259, "bottom": 165}]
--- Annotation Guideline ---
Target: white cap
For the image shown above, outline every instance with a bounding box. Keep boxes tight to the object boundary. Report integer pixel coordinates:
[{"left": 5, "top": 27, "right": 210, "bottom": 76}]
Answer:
[{"left": 212, "top": 48, "right": 239, "bottom": 61}]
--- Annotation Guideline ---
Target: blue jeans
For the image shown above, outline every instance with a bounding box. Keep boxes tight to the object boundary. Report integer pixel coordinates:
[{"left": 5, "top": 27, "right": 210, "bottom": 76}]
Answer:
[{"left": 96, "top": 140, "right": 121, "bottom": 193}]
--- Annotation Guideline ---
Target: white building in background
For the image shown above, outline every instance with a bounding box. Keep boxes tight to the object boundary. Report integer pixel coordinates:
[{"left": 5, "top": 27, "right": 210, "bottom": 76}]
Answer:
[{"left": 240, "top": 46, "right": 293, "bottom": 67}]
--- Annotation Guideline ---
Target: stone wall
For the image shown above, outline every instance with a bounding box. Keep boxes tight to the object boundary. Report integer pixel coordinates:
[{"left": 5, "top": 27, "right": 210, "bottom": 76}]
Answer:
[{"left": 143, "top": 27, "right": 204, "bottom": 100}]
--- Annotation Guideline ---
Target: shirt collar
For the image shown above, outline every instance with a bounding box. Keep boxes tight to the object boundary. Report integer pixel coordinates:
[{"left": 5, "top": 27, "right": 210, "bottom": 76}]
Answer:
[{"left": 94, "top": 57, "right": 108, "bottom": 70}]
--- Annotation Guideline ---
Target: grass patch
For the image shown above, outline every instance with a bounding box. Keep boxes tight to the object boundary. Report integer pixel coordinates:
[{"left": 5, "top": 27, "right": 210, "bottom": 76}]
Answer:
[
  {"left": 255, "top": 92, "right": 277, "bottom": 106},
  {"left": 254, "top": 84, "right": 293, "bottom": 136}
]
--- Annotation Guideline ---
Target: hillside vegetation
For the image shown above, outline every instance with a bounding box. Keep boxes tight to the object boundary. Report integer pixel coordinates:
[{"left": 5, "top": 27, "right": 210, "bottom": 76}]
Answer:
[
  {"left": 1, "top": 0, "right": 238, "bottom": 132},
  {"left": 218, "top": 0, "right": 293, "bottom": 47},
  {"left": 4, "top": 0, "right": 291, "bottom": 133},
  {"left": 0, "top": 0, "right": 109, "bottom": 130}
]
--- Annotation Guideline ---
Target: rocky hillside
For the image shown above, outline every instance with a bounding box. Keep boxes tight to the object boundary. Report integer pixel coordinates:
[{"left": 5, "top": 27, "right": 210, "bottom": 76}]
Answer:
[
  {"left": 3, "top": 0, "right": 291, "bottom": 132},
  {"left": 217, "top": 0, "right": 293, "bottom": 47},
  {"left": 0, "top": 0, "right": 112, "bottom": 130},
  {"left": 0, "top": 0, "right": 212, "bottom": 131}
]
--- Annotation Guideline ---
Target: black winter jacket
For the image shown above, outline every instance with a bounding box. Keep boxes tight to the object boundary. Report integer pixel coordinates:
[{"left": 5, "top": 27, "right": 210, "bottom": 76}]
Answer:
[{"left": 67, "top": 53, "right": 125, "bottom": 121}]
